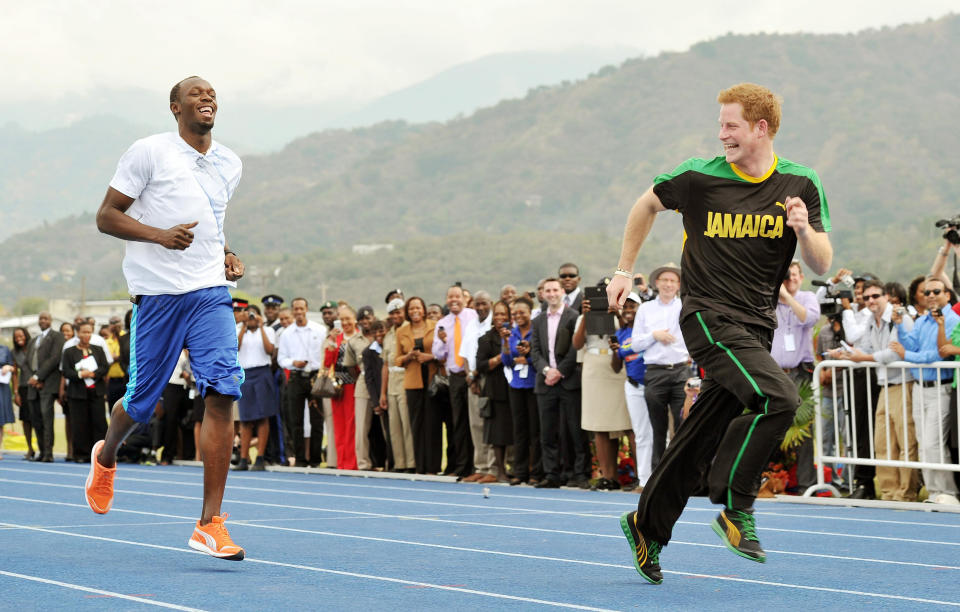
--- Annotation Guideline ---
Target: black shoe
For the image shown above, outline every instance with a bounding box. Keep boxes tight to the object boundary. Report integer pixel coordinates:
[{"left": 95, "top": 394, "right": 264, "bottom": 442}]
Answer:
[
  {"left": 250, "top": 457, "right": 266, "bottom": 472},
  {"left": 848, "top": 484, "right": 875, "bottom": 500},
  {"left": 23, "top": 451, "right": 35, "bottom": 461},
  {"left": 509, "top": 477, "right": 525, "bottom": 486},
  {"left": 593, "top": 478, "right": 622, "bottom": 491},
  {"left": 570, "top": 476, "right": 591, "bottom": 490},
  {"left": 534, "top": 478, "right": 560, "bottom": 489},
  {"left": 711, "top": 509, "right": 766, "bottom": 563},
  {"left": 619, "top": 511, "right": 663, "bottom": 584},
  {"left": 230, "top": 446, "right": 240, "bottom": 466},
  {"left": 41, "top": 455, "right": 54, "bottom": 463},
  {"left": 232, "top": 458, "right": 249, "bottom": 471}
]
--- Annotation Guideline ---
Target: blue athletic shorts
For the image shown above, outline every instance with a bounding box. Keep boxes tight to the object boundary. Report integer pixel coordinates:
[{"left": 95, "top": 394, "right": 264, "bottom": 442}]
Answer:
[{"left": 123, "top": 286, "right": 244, "bottom": 423}]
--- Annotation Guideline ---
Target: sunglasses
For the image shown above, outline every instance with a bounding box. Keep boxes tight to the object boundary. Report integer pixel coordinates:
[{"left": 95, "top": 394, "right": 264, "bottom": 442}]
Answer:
[
  {"left": 924, "top": 288, "right": 944, "bottom": 296},
  {"left": 558, "top": 274, "right": 578, "bottom": 279},
  {"left": 862, "top": 293, "right": 883, "bottom": 301}
]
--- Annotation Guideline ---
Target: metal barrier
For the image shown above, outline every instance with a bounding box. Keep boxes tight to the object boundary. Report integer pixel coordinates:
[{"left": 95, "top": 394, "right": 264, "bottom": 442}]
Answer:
[{"left": 807, "top": 359, "right": 960, "bottom": 498}]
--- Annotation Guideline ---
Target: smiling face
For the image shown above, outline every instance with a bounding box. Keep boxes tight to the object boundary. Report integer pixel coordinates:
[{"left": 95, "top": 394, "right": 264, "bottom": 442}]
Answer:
[
  {"left": 13, "top": 328, "right": 26, "bottom": 348},
  {"left": 171, "top": 77, "right": 217, "bottom": 135},
  {"left": 924, "top": 279, "right": 950, "bottom": 311},
  {"left": 784, "top": 264, "right": 803, "bottom": 296},
  {"left": 542, "top": 280, "right": 564, "bottom": 309},
  {"left": 621, "top": 300, "right": 638, "bottom": 327},
  {"left": 718, "top": 102, "right": 767, "bottom": 169},
  {"left": 655, "top": 271, "right": 680, "bottom": 301},
  {"left": 491, "top": 302, "right": 510, "bottom": 329},
  {"left": 862, "top": 285, "right": 887, "bottom": 317},
  {"left": 37, "top": 312, "right": 51, "bottom": 331},
  {"left": 446, "top": 287, "right": 464, "bottom": 315}
]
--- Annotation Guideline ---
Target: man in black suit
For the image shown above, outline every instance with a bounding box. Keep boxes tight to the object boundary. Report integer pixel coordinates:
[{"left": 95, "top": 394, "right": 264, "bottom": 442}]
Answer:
[
  {"left": 530, "top": 277, "right": 587, "bottom": 488},
  {"left": 559, "top": 263, "right": 583, "bottom": 314},
  {"left": 26, "top": 311, "right": 65, "bottom": 462}
]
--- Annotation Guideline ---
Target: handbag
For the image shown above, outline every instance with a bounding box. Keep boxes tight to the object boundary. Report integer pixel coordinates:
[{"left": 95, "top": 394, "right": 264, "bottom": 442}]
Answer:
[
  {"left": 311, "top": 365, "right": 341, "bottom": 399},
  {"left": 427, "top": 372, "right": 449, "bottom": 398},
  {"left": 311, "top": 333, "right": 344, "bottom": 400}
]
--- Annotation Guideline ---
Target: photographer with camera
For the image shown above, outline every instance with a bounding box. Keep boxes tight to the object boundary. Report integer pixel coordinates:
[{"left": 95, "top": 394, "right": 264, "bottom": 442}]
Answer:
[
  {"left": 233, "top": 304, "right": 278, "bottom": 471},
  {"left": 840, "top": 280, "right": 919, "bottom": 501},
  {"left": 891, "top": 276, "right": 960, "bottom": 505},
  {"left": 771, "top": 260, "right": 820, "bottom": 491}
]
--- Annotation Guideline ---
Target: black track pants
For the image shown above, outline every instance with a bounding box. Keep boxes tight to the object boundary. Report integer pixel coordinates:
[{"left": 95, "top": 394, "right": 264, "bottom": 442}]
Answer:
[{"left": 636, "top": 309, "right": 799, "bottom": 545}]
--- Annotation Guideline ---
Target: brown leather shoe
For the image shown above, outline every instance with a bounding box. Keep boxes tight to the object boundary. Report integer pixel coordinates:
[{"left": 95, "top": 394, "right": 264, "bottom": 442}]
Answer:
[
  {"left": 462, "top": 473, "right": 483, "bottom": 482},
  {"left": 477, "top": 474, "right": 498, "bottom": 484}
]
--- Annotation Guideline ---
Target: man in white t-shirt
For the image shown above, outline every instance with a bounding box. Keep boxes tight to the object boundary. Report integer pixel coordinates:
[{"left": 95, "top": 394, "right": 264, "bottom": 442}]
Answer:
[{"left": 85, "top": 76, "right": 246, "bottom": 561}]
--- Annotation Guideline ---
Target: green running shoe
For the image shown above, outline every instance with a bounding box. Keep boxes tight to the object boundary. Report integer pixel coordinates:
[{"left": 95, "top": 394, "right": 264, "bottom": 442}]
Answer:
[
  {"left": 619, "top": 511, "right": 663, "bottom": 584},
  {"left": 711, "top": 508, "right": 766, "bottom": 563}
]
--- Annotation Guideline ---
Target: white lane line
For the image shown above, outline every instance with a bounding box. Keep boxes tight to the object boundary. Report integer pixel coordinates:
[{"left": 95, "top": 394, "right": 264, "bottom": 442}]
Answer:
[
  {"left": 0, "top": 569, "right": 206, "bottom": 611},
  {"left": 0, "top": 476, "right": 613, "bottom": 519},
  {"left": 3, "top": 514, "right": 958, "bottom": 608},
  {"left": 7, "top": 465, "right": 958, "bottom": 529},
  {"left": 5, "top": 476, "right": 960, "bottom": 548},
  {"left": 0, "top": 521, "right": 615, "bottom": 611},
  {"left": 3, "top": 494, "right": 959, "bottom": 575}
]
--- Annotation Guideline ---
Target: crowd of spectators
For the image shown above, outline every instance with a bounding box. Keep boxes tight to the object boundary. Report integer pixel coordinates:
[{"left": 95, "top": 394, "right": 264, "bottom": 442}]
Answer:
[{"left": 2, "top": 246, "right": 960, "bottom": 503}]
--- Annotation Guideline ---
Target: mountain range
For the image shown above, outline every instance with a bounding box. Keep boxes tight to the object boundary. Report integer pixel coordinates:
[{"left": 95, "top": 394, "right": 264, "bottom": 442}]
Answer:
[{"left": 2, "top": 16, "right": 959, "bottom": 313}]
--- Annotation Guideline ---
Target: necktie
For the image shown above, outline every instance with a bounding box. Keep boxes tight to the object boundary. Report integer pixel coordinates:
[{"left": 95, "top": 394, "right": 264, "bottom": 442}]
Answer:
[
  {"left": 454, "top": 316, "right": 464, "bottom": 369},
  {"left": 30, "top": 333, "right": 43, "bottom": 371}
]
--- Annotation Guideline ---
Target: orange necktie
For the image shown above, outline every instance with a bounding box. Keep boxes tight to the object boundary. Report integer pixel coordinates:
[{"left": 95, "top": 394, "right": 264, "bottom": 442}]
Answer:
[{"left": 454, "top": 316, "right": 464, "bottom": 368}]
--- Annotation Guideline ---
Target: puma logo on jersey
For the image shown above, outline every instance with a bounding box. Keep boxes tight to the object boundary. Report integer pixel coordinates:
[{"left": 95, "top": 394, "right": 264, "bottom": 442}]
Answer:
[
  {"left": 774, "top": 201, "right": 786, "bottom": 210},
  {"left": 703, "top": 211, "right": 784, "bottom": 239}
]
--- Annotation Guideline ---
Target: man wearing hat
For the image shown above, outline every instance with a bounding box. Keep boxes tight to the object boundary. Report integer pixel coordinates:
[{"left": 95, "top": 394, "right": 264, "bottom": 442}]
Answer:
[
  {"left": 320, "top": 300, "right": 339, "bottom": 333},
  {"left": 630, "top": 263, "right": 688, "bottom": 474},
  {"left": 380, "top": 298, "right": 415, "bottom": 471},
  {"left": 385, "top": 289, "right": 404, "bottom": 306},
  {"left": 606, "top": 83, "right": 833, "bottom": 581},
  {"left": 261, "top": 294, "right": 284, "bottom": 332}
]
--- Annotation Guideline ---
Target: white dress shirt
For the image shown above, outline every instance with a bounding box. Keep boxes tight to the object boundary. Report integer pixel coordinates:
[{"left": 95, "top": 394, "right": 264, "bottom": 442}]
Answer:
[
  {"left": 277, "top": 320, "right": 326, "bottom": 372},
  {"left": 631, "top": 295, "right": 688, "bottom": 365},
  {"left": 842, "top": 305, "right": 872, "bottom": 346},
  {"left": 563, "top": 287, "right": 581, "bottom": 308}
]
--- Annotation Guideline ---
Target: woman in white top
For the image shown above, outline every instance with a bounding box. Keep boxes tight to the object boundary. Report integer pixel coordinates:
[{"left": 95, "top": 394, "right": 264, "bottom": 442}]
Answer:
[{"left": 234, "top": 305, "right": 278, "bottom": 471}]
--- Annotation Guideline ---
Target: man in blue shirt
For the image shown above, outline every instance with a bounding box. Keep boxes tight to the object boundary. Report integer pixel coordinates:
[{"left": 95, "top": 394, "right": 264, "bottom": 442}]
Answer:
[{"left": 892, "top": 276, "right": 960, "bottom": 504}]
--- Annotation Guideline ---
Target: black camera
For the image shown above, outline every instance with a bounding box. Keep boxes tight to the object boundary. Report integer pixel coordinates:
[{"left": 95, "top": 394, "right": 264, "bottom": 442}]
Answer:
[
  {"left": 811, "top": 278, "right": 854, "bottom": 317},
  {"left": 936, "top": 216, "right": 960, "bottom": 245}
]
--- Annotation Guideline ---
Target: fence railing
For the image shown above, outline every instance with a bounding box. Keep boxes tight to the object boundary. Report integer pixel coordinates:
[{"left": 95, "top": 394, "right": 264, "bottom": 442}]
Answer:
[{"left": 807, "top": 359, "right": 960, "bottom": 497}]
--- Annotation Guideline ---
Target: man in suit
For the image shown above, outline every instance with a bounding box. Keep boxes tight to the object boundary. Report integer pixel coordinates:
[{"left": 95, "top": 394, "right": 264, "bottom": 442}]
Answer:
[
  {"left": 26, "top": 311, "right": 65, "bottom": 462},
  {"left": 530, "top": 277, "right": 587, "bottom": 488},
  {"left": 559, "top": 263, "right": 583, "bottom": 314}
]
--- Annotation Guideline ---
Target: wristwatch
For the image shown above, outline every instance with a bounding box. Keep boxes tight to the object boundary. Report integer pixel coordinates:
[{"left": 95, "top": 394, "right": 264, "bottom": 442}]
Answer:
[{"left": 542, "top": 366, "right": 550, "bottom": 376}]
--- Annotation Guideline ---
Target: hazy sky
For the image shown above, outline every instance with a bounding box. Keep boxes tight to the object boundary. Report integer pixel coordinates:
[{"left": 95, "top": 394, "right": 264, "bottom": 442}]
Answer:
[{"left": 3, "top": 0, "right": 956, "bottom": 105}]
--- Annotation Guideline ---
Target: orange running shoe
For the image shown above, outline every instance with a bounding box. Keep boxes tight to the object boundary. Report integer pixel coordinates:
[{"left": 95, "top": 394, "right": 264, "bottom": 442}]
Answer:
[
  {"left": 85, "top": 440, "right": 115, "bottom": 514},
  {"left": 188, "top": 514, "right": 245, "bottom": 560}
]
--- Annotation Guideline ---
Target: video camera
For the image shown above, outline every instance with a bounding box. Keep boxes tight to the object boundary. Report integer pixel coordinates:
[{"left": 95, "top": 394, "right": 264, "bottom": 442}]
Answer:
[
  {"left": 936, "top": 216, "right": 960, "bottom": 245},
  {"left": 811, "top": 275, "right": 854, "bottom": 317}
]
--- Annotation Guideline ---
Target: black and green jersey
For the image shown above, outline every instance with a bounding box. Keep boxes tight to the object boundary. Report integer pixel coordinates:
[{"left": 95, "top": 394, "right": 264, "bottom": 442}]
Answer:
[{"left": 652, "top": 155, "right": 830, "bottom": 330}]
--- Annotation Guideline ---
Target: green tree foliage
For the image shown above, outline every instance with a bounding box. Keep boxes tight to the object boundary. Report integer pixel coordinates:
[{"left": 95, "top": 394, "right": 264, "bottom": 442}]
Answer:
[{"left": 3, "top": 16, "right": 960, "bottom": 307}]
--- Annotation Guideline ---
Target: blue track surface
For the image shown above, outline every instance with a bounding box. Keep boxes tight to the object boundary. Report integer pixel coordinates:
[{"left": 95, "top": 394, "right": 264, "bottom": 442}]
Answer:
[{"left": 2, "top": 461, "right": 959, "bottom": 610}]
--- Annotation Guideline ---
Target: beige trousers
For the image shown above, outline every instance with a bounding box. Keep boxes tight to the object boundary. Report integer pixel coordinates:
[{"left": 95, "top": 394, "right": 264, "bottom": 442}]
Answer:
[{"left": 874, "top": 382, "right": 920, "bottom": 501}]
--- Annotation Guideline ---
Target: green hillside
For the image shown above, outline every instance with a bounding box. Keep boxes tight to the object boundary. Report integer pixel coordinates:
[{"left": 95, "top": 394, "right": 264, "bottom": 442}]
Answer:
[{"left": 2, "top": 16, "right": 959, "bottom": 312}]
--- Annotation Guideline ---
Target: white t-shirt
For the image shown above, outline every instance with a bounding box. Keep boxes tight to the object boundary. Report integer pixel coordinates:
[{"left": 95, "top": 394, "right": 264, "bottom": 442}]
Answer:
[
  {"left": 238, "top": 325, "right": 277, "bottom": 369},
  {"left": 109, "top": 132, "right": 243, "bottom": 296}
]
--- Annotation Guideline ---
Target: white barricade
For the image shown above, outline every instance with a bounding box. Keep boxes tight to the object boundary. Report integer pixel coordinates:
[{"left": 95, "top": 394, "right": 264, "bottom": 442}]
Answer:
[{"left": 808, "top": 359, "right": 960, "bottom": 498}]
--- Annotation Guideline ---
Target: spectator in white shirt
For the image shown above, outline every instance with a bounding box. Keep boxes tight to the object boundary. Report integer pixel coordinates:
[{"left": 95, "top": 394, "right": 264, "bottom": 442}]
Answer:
[
  {"left": 631, "top": 263, "right": 689, "bottom": 471},
  {"left": 234, "top": 305, "right": 279, "bottom": 471},
  {"left": 276, "top": 297, "right": 326, "bottom": 466}
]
